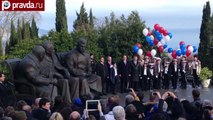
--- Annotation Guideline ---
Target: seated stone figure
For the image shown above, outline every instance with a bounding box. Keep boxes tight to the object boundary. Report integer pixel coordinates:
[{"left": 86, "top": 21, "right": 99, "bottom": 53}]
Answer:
[
  {"left": 66, "top": 38, "right": 102, "bottom": 100},
  {"left": 41, "top": 41, "right": 71, "bottom": 103},
  {"left": 16, "top": 46, "right": 57, "bottom": 99}
]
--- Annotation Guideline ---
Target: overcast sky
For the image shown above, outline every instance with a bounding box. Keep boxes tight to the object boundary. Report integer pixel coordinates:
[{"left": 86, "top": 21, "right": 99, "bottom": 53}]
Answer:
[{"left": 38, "top": 0, "right": 212, "bottom": 48}]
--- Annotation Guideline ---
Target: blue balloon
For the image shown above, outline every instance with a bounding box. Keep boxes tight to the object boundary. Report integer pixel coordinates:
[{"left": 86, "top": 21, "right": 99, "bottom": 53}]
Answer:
[
  {"left": 149, "top": 40, "right": 154, "bottom": 46},
  {"left": 193, "top": 46, "right": 197, "bottom": 53},
  {"left": 181, "top": 48, "right": 186, "bottom": 55},
  {"left": 154, "top": 30, "right": 160, "bottom": 36},
  {"left": 180, "top": 44, "right": 186, "bottom": 50},
  {"left": 168, "top": 32, "right": 172, "bottom": 39},
  {"left": 176, "top": 49, "right": 182, "bottom": 56},
  {"left": 133, "top": 45, "right": 139, "bottom": 53},
  {"left": 168, "top": 48, "right": 173, "bottom": 53},
  {"left": 156, "top": 34, "right": 163, "bottom": 41},
  {"left": 163, "top": 43, "right": 168, "bottom": 49},
  {"left": 146, "top": 36, "right": 151, "bottom": 43}
]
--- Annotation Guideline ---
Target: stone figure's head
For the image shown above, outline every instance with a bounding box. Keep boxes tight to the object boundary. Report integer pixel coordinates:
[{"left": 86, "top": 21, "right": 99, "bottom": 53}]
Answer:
[
  {"left": 42, "top": 41, "right": 54, "bottom": 56},
  {"left": 32, "top": 45, "right": 45, "bottom": 61},
  {"left": 77, "top": 38, "right": 87, "bottom": 53}
]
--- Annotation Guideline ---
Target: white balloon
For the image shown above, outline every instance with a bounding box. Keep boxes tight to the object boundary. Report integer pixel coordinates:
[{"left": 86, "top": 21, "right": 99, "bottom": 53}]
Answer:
[
  {"left": 165, "top": 35, "right": 170, "bottom": 42},
  {"left": 161, "top": 39, "right": 165, "bottom": 45},
  {"left": 188, "top": 46, "right": 193, "bottom": 53},
  {"left": 151, "top": 49, "right": 157, "bottom": 57},
  {"left": 167, "top": 53, "right": 173, "bottom": 59},
  {"left": 157, "top": 42, "right": 162, "bottom": 47},
  {"left": 142, "top": 28, "right": 149, "bottom": 36},
  {"left": 137, "top": 49, "right": 143, "bottom": 56},
  {"left": 150, "top": 35, "right": 154, "bottom": 40}
]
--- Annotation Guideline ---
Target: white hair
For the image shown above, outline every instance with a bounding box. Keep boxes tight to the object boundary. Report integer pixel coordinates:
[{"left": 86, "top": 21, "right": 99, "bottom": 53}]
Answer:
[
  {"left": 125, "top": 94, "right": 134, "bottom": 105},
  {"left": 112, "top": 106, "right": 125, "bottom": 120}
]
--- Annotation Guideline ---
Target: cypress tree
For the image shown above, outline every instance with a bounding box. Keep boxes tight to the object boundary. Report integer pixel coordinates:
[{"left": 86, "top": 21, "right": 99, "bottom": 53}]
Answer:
[
  {"left": 198, "top": 1, "right": 211, "bottom": 69},
  {"left": 23, "top": 22, "right": 31, "bottom": 40},
  {"left": 9, "top": 20, "right": 17, "bottom": 47},
  {"left": 55, "top": 0, "right": 68, "bottom": 32},
  {"left": 30, "top": 17, "right": 39, "bottom": 39},
  {"left": 89, "top": 8, "right": 94, "bottom": 28},
  {"left": 5, "top": 41, "right": 10, "bottom": 55},
  {"left": 73, "top": 3, "right": 88, "bottom": 30},
  {"left": 0, "top": 37, "right": 3, "bottom": 55},
  {"left": 17, "top": 19, "right": 22, "bottom": 42}
]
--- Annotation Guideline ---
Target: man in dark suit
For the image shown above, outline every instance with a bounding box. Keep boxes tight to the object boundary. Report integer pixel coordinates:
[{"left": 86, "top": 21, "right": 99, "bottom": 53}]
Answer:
[
  {"left": 109, "top": 62, "right": 119, "bottom": 94},
  {"left": 106, "top": 56, "right": 113, "bottom": 93},
  {"left": 130, "top": 55, "right": 140, "bottom": 90},
  {"left": 170, "top": 59, "right": 179, "bottom": 90},
  {"left": 0, "top": 73, "right": 15, "bottom": 108},
  {"left": 154, "top": 58, "right": 163, "bottom": 89},
  {"left": 163, "top": 62, "right": 170, "bottom": 89},
  {"left": 180, "top": 56, "right": 188, "bottom": 89},
  {"left": 96, "top": 56, "right": 108, "bottom": 95},
  {"left": 141, "top": 62, "right": 150, "bottom": 91},
  {"left": 118, "top": 55, "right": 131, "bottom": 93}
]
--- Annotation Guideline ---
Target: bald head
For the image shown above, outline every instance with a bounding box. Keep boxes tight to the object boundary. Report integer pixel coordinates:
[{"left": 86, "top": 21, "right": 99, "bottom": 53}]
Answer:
[
  {"left": 77, "top": 38, "right": 87, "bottom": 53},
  {"left": 69, "top": 111, "right": 80, "bottom": 120}
]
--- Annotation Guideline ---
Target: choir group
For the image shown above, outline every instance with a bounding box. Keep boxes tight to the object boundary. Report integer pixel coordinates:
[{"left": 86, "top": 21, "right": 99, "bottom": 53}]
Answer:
[{"left": 91, "top": 54, "right": 201, "bottom": 94}]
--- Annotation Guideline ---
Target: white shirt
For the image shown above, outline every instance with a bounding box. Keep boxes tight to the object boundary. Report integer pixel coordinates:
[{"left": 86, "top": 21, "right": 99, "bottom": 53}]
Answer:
[
  {"left": 158, "top": 65, "right": 161, "bottom": 73},
  {"left": 192, "top": 61, "right": 198, "bottom": 70},
  {"left": 150, "top": 69, "right": 153, "bottom": 75},
  {"left": 174, "top": 64, "right": 177, "bottom": 72},
  {"left": 114, "top": 67, "right": 118, "bottom": 76},
  {"left": 144, "top": 67, "right": 147, "bottom": 75},
  {"left": 165, "top": 67, "right": 168, "bottom": 74}
]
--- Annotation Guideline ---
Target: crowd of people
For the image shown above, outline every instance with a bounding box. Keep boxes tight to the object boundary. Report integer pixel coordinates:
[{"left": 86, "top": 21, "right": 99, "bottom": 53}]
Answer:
[
  {"left": 91, "top": 53, "right": 201, "bottom": 94},
  {"left": 0, "top": 83, "right": 212, "bottom": 120}
]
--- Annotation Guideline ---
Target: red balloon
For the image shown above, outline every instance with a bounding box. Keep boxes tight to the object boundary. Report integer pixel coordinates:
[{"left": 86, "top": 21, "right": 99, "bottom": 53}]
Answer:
[
  {"left": 154, "top": 38, "right": 158, "bottom": 45},
  {"left": 172, "top": 50, "right": 177, "bottom": 59},
  {"left": 179, "top": 41, "right": 185, "bottom": 46},
  {"left": 154, "top": 24, "right": 160, "bottom": 30},
  {"left": 163, "top": 30, "right": 168, "bottom": 36},
  {"left": 186, "top": 50, "right": 191, "bottom": 57},
  {"left": 159, "top": 27, "right": 165, "bottom": 33},
  {"left": 186, "top": 45, "right": 190, "bottom": 49},
  {"left": 146, "top": 51, "right": 151, "bottom": 57},
  {"left": 158, "top": 45, "right": 164, "bottom": 53},
  {"left": 147, "top": 31, "right": 152, "bottom": 36},
  {"left": 135, "top": 43, "right": 142, "bottom": 48}
]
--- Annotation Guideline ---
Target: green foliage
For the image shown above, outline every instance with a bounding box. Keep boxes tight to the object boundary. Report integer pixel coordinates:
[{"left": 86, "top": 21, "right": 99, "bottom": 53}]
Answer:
[
  {"left": 200, "top": 67, "right": 212, "bottom": 80},
  {"left": 30, "top": 17, "right": 39, "bottom": 39},
  {"left": 55, "top": 0, "right": 68, "bottom": 32},
  {"left": 42, "top": 30, "right": 74, "bottom": 52},
  {"left": 6, "top": 38, "right": 42, "bottom": 59},
  {"left": 98, "top": 11, "right": 147, "bottom": 61},
  {"left": 198, "top": 1, "right": 212, "bottom": 70}
]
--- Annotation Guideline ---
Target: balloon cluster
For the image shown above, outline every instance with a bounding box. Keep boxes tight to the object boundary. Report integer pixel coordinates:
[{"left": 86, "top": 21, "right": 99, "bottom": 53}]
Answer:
[
  {"left": 142, "top": 24, "right": 172, "bottom": 57},
  {"left": 167, "top": 41, "right": 197, "bottom": 59},
  {"left": 133, "top": 23, "right": 198, "bottom": 59}
]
